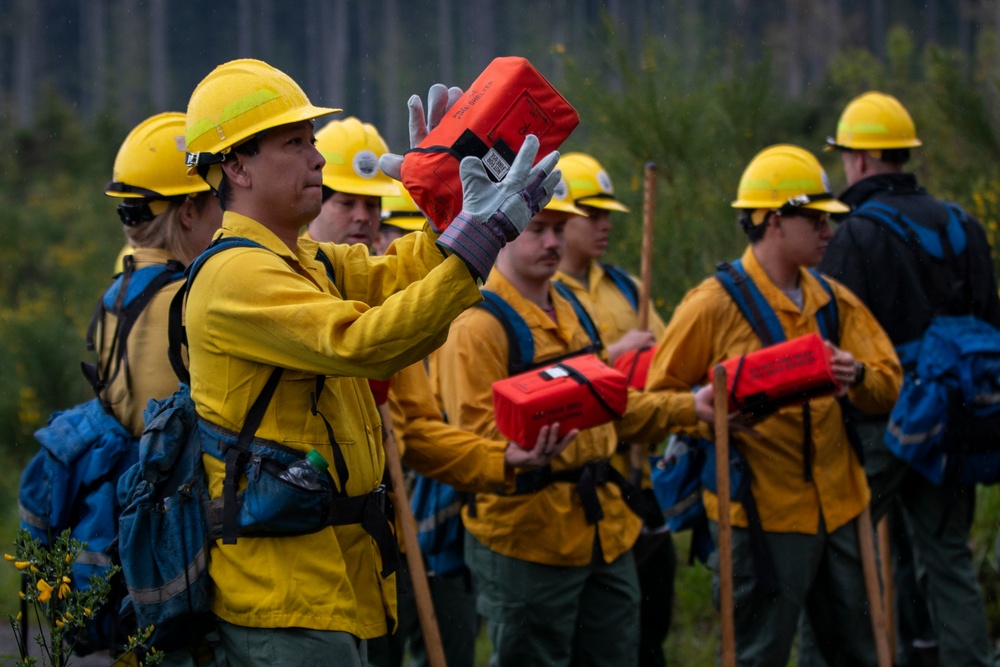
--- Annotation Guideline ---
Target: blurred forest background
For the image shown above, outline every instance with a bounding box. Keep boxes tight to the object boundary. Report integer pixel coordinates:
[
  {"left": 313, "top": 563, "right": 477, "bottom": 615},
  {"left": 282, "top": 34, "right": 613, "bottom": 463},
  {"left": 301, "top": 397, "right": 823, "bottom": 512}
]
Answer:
[{"left": 3, "top": 0, "right": 1000, "bottom": 663}]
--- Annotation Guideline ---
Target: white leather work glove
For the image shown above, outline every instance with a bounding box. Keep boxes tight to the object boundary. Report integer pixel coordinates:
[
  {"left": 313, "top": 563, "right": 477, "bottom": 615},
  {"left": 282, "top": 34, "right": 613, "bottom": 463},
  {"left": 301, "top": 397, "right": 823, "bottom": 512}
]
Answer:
[
  {"left": 437, "top": 134, "right": 561, "bottom": 281},
  {"left": 379, "top": 83, "right": 463, "bottom": 180}
]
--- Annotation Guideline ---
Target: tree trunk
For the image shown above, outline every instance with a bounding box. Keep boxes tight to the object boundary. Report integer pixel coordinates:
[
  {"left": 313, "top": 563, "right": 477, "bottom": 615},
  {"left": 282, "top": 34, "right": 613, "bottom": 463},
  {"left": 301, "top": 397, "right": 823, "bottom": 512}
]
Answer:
[
  {"left": 238, "top": 0, "right": 253, "bottom": 57},
  {"left": 79, "top": 0, "right": 107, "bottom": 122},
  {"left": 438, "top": 0, "right": 455, "bottom": 84},
  {"left": 321, "top": 0, "right": 348, "bottom": 110},
  {"left": 149, "top": 0, "right": 168, "bottom": 111},
  {"left": 381, "top": 0, "right": 402, "bottom": 151},
  {"left": 13, "top": 0, "right": 40, "bottom": 126},
  {"left": 304, "top": 0, "right": 321, "bottom": 98},
  {"left": 786, "top": 0, "right": 804, "bottom": 98}
]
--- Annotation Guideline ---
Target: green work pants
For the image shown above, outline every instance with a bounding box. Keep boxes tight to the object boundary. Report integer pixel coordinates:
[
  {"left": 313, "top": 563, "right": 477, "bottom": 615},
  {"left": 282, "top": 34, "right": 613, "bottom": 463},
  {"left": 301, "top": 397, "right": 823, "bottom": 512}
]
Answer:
[
  {"left": 861, "top": 418, "right": 991, "bottom": 667},
  {"left": 465, "top": 532, "right": 640, "bottom": 667},
  {"left": 709, "top": 519, "right": 877, "bottom": 667},
  {"left": 215, "top": 619, "right": 367, "bottom": 667}
]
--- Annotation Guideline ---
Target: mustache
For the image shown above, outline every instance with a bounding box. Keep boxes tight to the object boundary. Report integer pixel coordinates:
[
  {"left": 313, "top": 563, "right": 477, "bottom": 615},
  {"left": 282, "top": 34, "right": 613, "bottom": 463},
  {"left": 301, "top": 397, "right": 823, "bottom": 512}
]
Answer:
[{"left": 541, "top": 250, "right": 561, "bottom": 261}]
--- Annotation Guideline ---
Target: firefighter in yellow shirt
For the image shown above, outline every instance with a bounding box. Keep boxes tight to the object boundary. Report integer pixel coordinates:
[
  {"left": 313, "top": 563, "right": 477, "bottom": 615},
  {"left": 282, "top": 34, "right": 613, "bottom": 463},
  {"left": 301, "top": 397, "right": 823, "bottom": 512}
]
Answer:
[
  {"left": 552, "top": 152, "right": 673, "bottom": 667},
  {"left": 435, "top": 177, "right": 650, "bottom": 666},
  {"left": 632, "top": 145, "right": 902, "bottom": 666},
  {"left": 181, "top": 59, "right": 561, "bottom": 667}
]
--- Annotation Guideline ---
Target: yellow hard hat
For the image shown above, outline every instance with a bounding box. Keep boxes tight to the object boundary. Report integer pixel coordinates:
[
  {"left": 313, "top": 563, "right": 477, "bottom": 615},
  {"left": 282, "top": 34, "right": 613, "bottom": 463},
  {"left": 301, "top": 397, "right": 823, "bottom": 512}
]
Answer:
[
  {"left": 544, "top": 173, "right": 587, "bottom": 217},
  {"left": 105, "top": 112, "right": 210, "bottom": 199},
  {"left": 826, "top": 91, "right": 922, "bottom": 151},
  {"left": 184, "top": 58, "right": 340, "bottom": 170},
  {"left": 315, "top": 117, "right": 400, "bottom": 198},
  {"left": 557, "top": 152, "right": 630, "bottom": 213},
  {"left": 731, "top": 144, "right": 849, "bottom": 213},
  {"left": 381, "top": 190, "right": 426, "bottom": 232}
]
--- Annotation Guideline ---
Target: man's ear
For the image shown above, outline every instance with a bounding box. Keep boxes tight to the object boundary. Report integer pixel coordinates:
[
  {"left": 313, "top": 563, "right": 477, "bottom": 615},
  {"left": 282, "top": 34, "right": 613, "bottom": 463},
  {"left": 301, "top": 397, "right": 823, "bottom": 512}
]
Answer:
[{"left": 220, "top": 153, "right": 252, "bottom": 189}]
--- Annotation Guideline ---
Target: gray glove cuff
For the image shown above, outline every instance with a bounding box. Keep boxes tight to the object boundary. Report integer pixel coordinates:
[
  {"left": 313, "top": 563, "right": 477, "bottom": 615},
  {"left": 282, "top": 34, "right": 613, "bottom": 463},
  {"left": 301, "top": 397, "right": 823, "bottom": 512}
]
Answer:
[{"left": 437, "top": 210, "right": 517, "bottom": 281}]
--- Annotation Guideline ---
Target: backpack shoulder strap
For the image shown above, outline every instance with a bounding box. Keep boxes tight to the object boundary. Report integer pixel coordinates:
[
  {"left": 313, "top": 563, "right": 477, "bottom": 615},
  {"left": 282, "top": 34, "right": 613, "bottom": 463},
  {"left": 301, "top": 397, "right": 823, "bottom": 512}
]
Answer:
[
  {"left": 552, "top": 281, "right": 604, "bottom": 352},
  {"left": 808, "top": 270, "right": 840, "bottom": 346},
  {"left": 168, "top": 236, "right": 270, "bottom": 384},
  {"left": 600, "top": 263, "right": 639, "bottom": 312},
  {"left": 852, "top": 200, "right": 968, "bottom": 259},
  {"left": 477, "top": 289, "right": 535, "bottom": 375},
  {"left": 315, "top": 248, "right": 337, "bottom": 285},
  {"left": 82, "top": 256, "right": 186, "bottom": 400},
  {"left": 714, "top": 260, "right": 784, "bottom": 347}
]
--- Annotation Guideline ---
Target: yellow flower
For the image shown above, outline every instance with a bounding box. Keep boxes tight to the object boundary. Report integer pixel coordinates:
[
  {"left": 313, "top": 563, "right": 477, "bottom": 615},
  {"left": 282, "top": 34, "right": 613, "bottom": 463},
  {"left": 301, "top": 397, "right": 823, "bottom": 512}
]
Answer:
[
  {"left": 4, "top": 554, "right": 14, "bottom": 561},
  {"left": 64, "top": 611, "right": 73, "bottom": 621},
  {"left": 58, "top": 582, "right": 71, "bottom": 600},
  {"left": 15, "top": 611, "right": 21, "bottom": 622},
  {"left": 14, "top": 561, "right": 29, "bottom": 570},
  {"left": 55, "top": 619, "right": 64, "bottom": 628},
  {"left": 29, "top": 565, "right": 38, "bottom": 573},
  {"left": 36, "top": 579, "right": 53, "bottom": 603},
  {"left": 65, "top": 553, "right": 71, "bottom": 564},
  {"left": 17, "top": 591, "right": 24, "bottom": 599},
  {"left": 83, "top": 607, "right": 92, "bottom": 617}
]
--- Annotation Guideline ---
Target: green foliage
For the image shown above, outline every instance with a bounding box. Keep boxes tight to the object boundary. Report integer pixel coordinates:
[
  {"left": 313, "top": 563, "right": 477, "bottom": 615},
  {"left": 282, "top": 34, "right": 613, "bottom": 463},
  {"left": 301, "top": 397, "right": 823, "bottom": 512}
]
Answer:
[
  {"left": 0, "top": 96, "right": 125, "bottom": 463},
  {"left": 4, "top": 528, "right": 162, "bottom": 666}
]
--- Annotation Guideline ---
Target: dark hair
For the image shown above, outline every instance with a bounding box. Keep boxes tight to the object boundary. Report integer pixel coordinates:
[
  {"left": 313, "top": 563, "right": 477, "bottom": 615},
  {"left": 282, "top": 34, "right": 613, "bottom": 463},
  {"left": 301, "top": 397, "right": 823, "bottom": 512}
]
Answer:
[
  {"left": 217, "top": 135, "right": 262, "bottom": 211},
  {"left": 880, "top": 147, "right": 910, "bottom": 164},
  {"left": 738, "top": 210, "right": 768, "bottom": 243}
]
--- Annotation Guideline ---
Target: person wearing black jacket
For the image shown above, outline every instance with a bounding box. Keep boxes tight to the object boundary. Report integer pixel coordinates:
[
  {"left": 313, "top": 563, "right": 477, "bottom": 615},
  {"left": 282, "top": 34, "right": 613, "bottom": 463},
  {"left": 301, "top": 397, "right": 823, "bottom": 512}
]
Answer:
[{"left": 818, "top": 91, "right": 999, "bottom": 667}]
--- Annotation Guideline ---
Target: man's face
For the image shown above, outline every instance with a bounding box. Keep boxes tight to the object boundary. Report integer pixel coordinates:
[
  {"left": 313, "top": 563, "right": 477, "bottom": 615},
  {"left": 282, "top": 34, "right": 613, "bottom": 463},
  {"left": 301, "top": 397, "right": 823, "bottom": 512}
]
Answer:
[
  {"left": 503, "top": 210, "right": 567, "bottom": 283},
  {"left": 375, "top": 223, "right": 406, "bottom": 256},
  {"left": 240, "top": 120, "right": 325, "bottom": 230},
  {"left": 564, "top": 204, "right": 612, "bottom": 262},
  {"left": 774, "top": 208, "right": 834, "bottom": 268},
  {"left": 311, "top": 192, "right": 381, "bottom": 247}
]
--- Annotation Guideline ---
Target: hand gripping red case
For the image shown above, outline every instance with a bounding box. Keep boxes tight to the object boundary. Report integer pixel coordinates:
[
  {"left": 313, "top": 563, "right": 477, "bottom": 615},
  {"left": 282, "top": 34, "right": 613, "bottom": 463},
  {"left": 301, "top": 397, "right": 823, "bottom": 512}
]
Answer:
[
  {"left": 400, "top": 56, "right": 580, "bottom": 231},
  {"left": 493, "top": 354, "right": 628, "bottom": 450},
  {"left": 613, "top": 345, "right": 658, "bottom": 390},
  {"left": 720, "top": 333, "right": 839, "bottom": 420}
]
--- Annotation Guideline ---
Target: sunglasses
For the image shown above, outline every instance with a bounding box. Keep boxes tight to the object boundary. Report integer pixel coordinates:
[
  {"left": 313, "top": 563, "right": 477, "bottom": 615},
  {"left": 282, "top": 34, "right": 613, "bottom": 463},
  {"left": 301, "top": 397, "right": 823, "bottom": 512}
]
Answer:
[{"left": 779, "top": 207, "right": 829, "bottom": 231}]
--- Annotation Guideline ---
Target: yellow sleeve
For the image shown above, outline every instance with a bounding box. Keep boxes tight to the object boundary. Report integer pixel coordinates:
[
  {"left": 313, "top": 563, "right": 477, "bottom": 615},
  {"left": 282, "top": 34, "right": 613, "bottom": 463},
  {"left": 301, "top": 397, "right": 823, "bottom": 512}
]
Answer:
[
  {"left": 617, "top": 283, "right": 718, "bottom": 443},
  {"left": 435, "top": 309, "right": 510, "bottom": 443},
  {"left": 191, "top": 244, "right": 482, "bottom": 380},
  {"left": 390, "top": 361, "right": 509, "bottom": 493}
]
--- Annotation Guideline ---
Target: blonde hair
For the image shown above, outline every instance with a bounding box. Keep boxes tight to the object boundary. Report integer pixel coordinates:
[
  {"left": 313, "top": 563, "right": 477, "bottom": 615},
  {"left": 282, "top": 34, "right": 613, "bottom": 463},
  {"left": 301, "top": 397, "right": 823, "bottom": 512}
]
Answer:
[{"left": 123, "top": 201, "right": 188, "bottom": 263}]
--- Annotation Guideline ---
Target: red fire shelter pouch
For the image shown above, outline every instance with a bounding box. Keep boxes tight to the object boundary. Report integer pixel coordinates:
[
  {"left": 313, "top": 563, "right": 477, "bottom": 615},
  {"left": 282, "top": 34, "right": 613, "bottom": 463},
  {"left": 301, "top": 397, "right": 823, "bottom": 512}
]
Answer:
[
  {"left": 613, "top": 345, "right": 657, "bottom": 390},
  {"left": 720, "top": 333, "right": 839, "bottom": 419},
  {"left": 400, "top": 56, "right": 580, "bottom": 231},
  {"left": 493, "top": 354, "right": 628, "bottom": 450}
]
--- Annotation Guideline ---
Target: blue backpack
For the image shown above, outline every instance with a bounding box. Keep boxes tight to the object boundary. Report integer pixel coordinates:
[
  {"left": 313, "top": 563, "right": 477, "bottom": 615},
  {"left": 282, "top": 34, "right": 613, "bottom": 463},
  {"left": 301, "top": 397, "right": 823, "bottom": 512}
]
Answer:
[
  {"left": 17, "top": 258, "right": 184, "bottom": 655},
  {"left": 852, "top": 200, "right": 1000, "bottom": 485},
  {"left": 116, "top": 236, "right": 398, "bottom": 651},
  {"left": 410, "top": 474, "right": 466, "bottom": 577}
]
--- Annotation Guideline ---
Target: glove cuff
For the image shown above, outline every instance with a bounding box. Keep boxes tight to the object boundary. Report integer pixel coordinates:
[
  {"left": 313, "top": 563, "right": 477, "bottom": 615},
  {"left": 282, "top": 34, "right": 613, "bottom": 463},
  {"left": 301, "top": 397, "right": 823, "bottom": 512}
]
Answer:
[{"left": 437, "top": 211, "right": 508, "bottom": 281}]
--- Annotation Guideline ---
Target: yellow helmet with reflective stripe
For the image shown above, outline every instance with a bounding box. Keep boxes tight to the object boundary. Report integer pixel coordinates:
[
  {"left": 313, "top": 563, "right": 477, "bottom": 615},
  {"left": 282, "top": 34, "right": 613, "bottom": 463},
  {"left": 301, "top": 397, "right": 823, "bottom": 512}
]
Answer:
[
  {"left": 557, "top": 152, "right": 630, "bottom": 213},
  {"left": 826, "top": 91, "right": 922, "bottom": 151},
  {"left": 315, "top": 117, "right": 400, "bottom": 198},
  {"left": 185, "top": 59, "right": 340, "bottom": 168},
  {"left": 543, "top": 172, "right": 587, "bottom": 217},
  {"left": 381, "top": 190, "right": 426, "bottom": 232},
  {"left": 732, "top": 144, "right": 849, "bottom": 213},
  {"left": 105, "top": 112, "right": 209, "bottom": 199}
]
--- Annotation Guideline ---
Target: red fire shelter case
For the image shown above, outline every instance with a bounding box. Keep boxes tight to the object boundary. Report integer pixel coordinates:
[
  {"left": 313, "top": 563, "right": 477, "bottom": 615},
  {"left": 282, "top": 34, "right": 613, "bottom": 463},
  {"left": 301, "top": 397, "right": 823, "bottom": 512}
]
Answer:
[
  {"left": 613, "top": 345, "right": 657, "bottom": 390},
  {"left": 720, "top": 332, "right": 839, "bottom": 419},
  {"left": 493, "top": 354, "right": 628, "bottom": 450},
  {"left": 400, "top": 56, "right": 580, "bottom": 231}
]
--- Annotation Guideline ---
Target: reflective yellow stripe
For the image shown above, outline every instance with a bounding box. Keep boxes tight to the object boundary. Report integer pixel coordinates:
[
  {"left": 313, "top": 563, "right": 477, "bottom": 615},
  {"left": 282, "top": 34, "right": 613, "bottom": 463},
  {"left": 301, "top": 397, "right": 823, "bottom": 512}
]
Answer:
[{"left": 186, "top": 88, "right": 281, "bottom": 145}]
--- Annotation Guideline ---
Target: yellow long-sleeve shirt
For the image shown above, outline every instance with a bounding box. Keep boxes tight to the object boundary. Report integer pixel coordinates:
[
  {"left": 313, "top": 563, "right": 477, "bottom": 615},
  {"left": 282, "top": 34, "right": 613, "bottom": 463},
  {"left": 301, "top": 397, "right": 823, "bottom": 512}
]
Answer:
[
  {"left": 623, "top": 247, "right": 902, "bottom": 535},
  {"left": 434, "top": 270, "right": 643, "bottom": 567},
  {"left": 186, "top": 212, "right": 481, "bottom": 637}
]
